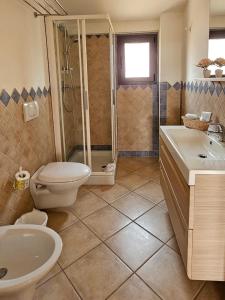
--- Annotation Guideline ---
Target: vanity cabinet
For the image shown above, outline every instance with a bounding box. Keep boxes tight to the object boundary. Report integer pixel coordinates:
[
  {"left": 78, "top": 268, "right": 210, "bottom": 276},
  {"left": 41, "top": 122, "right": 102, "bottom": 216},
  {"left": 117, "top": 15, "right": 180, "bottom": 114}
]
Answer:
[{"left": 160, "top": 138, "right": 225, "bottom": 281}]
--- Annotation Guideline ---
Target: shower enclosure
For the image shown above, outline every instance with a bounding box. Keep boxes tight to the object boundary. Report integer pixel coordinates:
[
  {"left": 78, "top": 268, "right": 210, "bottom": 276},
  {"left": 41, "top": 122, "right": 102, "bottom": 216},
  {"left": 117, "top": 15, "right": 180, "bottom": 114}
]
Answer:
[{"left": 46, "top": 15, "right": 117, "bottom": 184}]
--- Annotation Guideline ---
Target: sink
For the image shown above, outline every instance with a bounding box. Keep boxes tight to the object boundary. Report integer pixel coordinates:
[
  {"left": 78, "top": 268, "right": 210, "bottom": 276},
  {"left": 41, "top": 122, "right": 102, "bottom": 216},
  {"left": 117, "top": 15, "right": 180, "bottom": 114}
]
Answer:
[
  {"left": 0, "top": 225, "right": 62, "bottom": 300},
  {"left": 160, "top": 126, "right": 225, "bottom": 185}
]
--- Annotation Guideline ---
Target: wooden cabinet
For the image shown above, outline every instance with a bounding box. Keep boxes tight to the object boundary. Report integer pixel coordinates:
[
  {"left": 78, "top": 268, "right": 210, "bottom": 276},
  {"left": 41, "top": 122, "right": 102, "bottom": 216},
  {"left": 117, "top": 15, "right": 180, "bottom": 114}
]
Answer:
[{"left": 160, "top": 138, "right": 225, "bottom": 281}]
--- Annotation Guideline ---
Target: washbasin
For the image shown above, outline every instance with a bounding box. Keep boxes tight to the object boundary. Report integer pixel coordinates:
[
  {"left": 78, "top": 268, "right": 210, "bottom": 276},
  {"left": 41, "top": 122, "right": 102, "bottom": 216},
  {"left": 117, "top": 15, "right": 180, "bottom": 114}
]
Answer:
[
  {"left": 0, "top": 225, "right": 62, "bottom": 300},
  {"left": 160, "top": 126, "right": 225, "bottom": 185}
]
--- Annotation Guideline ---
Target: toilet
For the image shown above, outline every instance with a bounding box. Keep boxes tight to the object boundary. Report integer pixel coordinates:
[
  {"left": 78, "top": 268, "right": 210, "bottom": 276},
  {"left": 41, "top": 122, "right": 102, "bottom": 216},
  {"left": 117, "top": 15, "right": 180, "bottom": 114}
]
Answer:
[{"left": 30, "top": 162, "right": 91, "bottom": 209}]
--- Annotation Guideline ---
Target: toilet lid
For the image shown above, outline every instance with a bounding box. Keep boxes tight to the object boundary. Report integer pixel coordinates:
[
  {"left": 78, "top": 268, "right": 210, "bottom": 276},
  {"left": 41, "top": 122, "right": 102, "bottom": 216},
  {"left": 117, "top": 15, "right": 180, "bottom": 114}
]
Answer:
[{"left": 38, "top": 162, "right": 91, "bottom": 183}]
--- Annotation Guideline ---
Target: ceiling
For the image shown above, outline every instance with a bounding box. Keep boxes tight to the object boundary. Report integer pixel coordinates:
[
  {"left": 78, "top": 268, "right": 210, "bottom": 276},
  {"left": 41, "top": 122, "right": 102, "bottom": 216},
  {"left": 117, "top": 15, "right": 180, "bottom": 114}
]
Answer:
[
  {"left": 59, "top": 0, "right": 225, "bottom": 21},
  {"left": 60, "top": 0, "right": 186, "bottom": 21}
]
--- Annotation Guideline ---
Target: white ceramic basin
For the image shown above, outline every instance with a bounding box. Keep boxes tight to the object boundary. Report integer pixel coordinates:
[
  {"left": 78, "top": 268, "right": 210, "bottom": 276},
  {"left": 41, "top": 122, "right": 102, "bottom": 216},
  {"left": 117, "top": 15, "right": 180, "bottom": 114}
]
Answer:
[
  {"left": 160, "top": 126, "right": 225, "bottom": 185},
  {"left": 0, "top": 225, "right": 62, "bottom": 300}
]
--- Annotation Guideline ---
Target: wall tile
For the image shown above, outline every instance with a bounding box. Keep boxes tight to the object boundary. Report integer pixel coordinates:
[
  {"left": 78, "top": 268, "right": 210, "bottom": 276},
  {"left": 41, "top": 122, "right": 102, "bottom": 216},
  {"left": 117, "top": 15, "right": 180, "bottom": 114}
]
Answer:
[
  {"left": 117, "top": 85, "right": 153, "bottom": 152},
  {"left": 182, "top": 81, "right": 225, "bottom": 128},
  {"left": 0, "top": 90, "right": 55, "bottom": 225}
]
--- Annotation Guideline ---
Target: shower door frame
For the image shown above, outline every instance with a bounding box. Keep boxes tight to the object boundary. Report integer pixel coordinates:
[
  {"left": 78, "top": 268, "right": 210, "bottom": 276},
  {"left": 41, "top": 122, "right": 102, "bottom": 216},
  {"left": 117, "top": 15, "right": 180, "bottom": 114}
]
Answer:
[{"left": 46, "top": 14, "right": 117, "bottom": 176}]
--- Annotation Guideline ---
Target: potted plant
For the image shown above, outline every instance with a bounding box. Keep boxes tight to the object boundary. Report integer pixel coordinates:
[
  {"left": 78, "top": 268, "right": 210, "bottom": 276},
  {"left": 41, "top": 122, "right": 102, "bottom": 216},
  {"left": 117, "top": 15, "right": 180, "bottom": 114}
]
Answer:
[
  {"left": 214, "top": 57, "right": 225, "bottom": 78},
  {"left": 196, "top": 58, "right": 213, "bottom": 78}
]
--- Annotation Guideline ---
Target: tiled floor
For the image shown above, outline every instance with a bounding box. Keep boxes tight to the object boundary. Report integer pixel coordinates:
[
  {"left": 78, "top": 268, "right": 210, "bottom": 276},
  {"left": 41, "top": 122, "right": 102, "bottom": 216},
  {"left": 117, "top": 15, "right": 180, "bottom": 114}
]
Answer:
[{"left": 35, "top": 157, "right": 225, "bottom": 300}]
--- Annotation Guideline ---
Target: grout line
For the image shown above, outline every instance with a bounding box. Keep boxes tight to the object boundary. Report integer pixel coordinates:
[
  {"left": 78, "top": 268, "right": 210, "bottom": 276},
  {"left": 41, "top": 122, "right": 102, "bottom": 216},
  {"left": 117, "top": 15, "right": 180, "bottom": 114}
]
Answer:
[
  {"left": 131, "top": 189, "right": 164, "bottom": 206},
  {"left": 135, "top": 273, "right": 164, "bottom": 300},
  {"left": 193, "top": 282, "right": 206, "bottom": 300},
  {"left": 104, "top": 273, "right": 134, "bottom": 299},
  {"left": 36, "top": 264, "right": 62, "bottom": 288},
  {"left": 62, "top": 268, "right": 84, "bottom": 300}
]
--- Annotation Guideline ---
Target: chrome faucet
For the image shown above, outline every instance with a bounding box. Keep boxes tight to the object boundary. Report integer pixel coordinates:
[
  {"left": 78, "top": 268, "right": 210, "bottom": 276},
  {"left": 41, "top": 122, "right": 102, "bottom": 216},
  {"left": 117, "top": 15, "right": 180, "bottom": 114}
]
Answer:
[{"left": 207, "top": 123, "right": 224, "bottom": 142}]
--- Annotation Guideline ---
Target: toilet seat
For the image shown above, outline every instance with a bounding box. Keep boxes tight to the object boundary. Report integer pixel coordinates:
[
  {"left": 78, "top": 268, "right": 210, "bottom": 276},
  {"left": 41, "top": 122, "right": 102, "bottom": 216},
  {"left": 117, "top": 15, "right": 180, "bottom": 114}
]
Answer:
[{"left": 38, "top": 162, "right": 91, "bottom": 183}]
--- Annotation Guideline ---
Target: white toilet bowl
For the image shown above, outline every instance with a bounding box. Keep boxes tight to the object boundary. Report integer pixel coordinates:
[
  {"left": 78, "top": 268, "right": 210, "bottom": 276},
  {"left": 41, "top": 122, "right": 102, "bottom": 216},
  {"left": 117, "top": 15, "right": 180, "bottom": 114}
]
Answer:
[
  {"left": 0, "top": 225, "right": 62, "bottom": 300},
  {"left": 30, "top": 162, "right": 91, "bottom": 209}
]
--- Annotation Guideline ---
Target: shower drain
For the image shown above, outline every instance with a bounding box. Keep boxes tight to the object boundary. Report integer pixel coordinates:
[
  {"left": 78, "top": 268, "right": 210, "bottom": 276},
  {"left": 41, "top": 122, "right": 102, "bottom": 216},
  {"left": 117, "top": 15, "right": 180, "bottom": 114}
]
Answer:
[{"left": 0, "top": 268, "right": 7, "bottom": 279}]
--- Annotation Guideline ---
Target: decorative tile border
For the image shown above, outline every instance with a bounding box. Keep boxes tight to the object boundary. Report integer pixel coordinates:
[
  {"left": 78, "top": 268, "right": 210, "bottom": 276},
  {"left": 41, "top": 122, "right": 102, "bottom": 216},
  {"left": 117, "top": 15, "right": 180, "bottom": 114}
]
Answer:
[
  {"left": 0, "top": 86, "right": 50, "bottom": 107},
  {"left": 118, "top": 150, "right": 159, "bottom": 157},
  {"left": 184, "top": 80, "right": 225, "bottom": 95}
]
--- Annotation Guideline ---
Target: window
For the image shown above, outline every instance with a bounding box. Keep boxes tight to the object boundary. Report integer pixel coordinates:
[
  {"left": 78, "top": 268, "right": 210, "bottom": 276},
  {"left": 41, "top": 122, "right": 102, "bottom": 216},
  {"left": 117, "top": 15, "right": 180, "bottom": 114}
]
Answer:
[
  {"left": 117, "top": 34, "right": 157, "bottom": 85},
  {"left": 208, "top": 30, "right": 225, "bottom": 75}
]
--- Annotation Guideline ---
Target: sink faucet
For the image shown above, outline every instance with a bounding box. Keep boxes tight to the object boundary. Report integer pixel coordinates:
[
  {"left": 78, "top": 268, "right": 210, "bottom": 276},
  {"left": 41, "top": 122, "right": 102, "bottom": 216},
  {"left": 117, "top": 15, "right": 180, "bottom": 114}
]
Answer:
[{"left": 207, "top": 123, "right": 224, "bottom": 142}]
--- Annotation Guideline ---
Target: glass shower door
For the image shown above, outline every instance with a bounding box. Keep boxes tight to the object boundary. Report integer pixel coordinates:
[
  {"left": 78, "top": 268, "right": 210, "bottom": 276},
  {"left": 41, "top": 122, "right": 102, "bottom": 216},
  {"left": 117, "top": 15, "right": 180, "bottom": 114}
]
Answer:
[
  {"left": 84, "top": 19, "right": 114, "bottom": 172},
  {"left": 54, "top": 20, "right": 88, "bottom": 164}
]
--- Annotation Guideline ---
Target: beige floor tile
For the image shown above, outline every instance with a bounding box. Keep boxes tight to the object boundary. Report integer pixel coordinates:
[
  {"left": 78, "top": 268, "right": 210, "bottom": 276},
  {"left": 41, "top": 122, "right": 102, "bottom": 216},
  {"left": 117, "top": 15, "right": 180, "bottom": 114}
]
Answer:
[
  {"left": 35, "top": 272, "right": 80, "bottom": 300},
  {"left": 136, "top": 157, "right": 159, "bottom": 165},
  {"left": 137, "top": 245, "right": 203, "bottom": 300},
  {"left": 70, "top": 188, "right": 107, "bottom": 219},
  {"left": 89, "top": 183, "right": 130, "bottom": 203},
  {"left": 65, "top": 244, "right": 132, "bottom": 300},
  {"left": 152, "top": 176, "right": 160, "bottom": 184},
  {"left": 117, "top": 158, "right": 146, "bottom": 171},
  {"left": 111, "top": 192, "right": 155, "bottom": 220},
  {"left": 117, "top": 173, "right": 149, "bottom": 191},
  {"left": 158, "top": 200, "right": 168, "bottom": 211},
  {"left": 134, "top": 164, "right": 160, "bottom": 179},
  {"left": 108, "top": 275, "right": 161, "bottom": 300},
  {"left": 106, "top": 223, "right": 162, "bottom": 271},
  {"left": 58, "top": 221, "right": 101, "bottom": 268},
  {"left": 83, "top": 206, "right": 131, "bottom": 240},
  {"left": 196, "top": 282, "right": 225, "bottom": 300},
  {"left": 116, "top": 166, "right": 132, "bottom": 178},
  {"left": 136, "top": 206, "right": 174, "bottom": 242},
  {"left": 37, "top": 263, "right": 61, "bottom": 287},
  {"left": 46, "top": 208, "right": 78, "bottom": 232},
  {"left": 135, "top": 181, "right": 164, "bottom": 204},
  {"left": 166, "top": 236, "right": 180, "bottom": 254}
]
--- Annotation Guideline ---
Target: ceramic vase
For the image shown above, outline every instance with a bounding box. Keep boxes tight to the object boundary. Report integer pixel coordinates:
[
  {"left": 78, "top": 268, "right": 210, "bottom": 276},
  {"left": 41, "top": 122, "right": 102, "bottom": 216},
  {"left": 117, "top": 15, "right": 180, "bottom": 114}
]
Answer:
[
  {"left": 215, "top": 69, "right": 223, "bottom": 78},
  {"left": 203, "top": 69, "right": 211, "bottom": 78}
]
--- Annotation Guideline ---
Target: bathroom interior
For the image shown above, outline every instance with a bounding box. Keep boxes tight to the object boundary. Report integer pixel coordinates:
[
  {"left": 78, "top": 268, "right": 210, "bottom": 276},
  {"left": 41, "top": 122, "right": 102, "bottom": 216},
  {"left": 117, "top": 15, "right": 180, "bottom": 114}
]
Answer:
[{"left": 0, "top": 0, "right": 225, "bottom": 299}]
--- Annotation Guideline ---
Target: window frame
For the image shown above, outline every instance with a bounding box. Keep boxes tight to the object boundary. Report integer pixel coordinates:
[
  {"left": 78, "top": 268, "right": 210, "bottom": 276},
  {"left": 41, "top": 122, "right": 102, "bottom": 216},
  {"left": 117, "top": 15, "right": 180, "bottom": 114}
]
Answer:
[
  {"left": 117, "top": 34, "right": 157, "bottom": 85},
  {"left": 209, "top": 29, "right": 225, "bottom": 39}
]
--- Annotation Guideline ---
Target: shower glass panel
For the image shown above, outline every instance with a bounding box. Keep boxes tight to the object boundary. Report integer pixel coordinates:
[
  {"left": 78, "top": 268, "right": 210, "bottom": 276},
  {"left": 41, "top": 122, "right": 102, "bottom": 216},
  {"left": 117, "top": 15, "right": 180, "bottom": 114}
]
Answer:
[
  {"left": 54, "top": 20, "right": 87, "bottom": 163},
  {"left": 48, "top": 15, "right": 116, "bottom": 184},
  {"left": 85, "top": 19, "right": 113, "bottom": 172}
]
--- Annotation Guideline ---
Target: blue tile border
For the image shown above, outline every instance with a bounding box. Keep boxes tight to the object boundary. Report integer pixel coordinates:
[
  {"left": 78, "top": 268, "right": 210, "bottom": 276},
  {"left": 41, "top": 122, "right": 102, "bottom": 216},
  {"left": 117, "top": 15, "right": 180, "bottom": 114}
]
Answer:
[
  {"left": 0, "top": 89, "right": 11, "bottom": 106},
  {"left": 118, "top": 151, "right": 159, "bottom": 157},
  {"left": 185, "top": 80, "right": 225, "bottom": 95},
  {"left": 0, "top": 86, "right": 50, "bottom": 107},
  {"left": 11, "top": 89, "right": 20, "bottom": 103}
]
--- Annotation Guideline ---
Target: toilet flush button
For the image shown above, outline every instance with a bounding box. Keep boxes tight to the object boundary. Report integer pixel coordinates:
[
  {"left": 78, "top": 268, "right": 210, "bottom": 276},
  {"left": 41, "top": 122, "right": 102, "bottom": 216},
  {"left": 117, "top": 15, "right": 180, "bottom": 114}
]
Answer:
[{"left": 23, "top": 101, "right": 39, "bottom": 122}]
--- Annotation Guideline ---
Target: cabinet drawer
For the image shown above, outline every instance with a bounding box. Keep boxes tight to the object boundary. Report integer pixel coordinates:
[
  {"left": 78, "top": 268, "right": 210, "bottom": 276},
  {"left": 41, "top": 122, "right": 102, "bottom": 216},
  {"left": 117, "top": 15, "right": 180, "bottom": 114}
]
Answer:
[
  {"left": 160, "top": 140, "right": 190, "bottom": 227},
  {"left": 160, "top": 164, "right": 189, "bottom": 268}
]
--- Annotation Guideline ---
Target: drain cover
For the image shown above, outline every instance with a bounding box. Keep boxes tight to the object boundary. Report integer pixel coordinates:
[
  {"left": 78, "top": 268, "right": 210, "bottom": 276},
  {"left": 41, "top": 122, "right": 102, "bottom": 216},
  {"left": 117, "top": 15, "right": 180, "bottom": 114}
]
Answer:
[
  {"left": 198, "top": 154, "right": 207, "bottom": 158},
  {"left": 0, "top": 268, "right": 7, "bottom": 279}
]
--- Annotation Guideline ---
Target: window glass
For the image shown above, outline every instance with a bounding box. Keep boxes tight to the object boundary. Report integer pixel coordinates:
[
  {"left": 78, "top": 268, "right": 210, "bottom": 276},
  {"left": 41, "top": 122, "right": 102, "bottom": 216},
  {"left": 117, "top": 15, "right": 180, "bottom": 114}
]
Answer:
[
  {"left": 124, "top": 42, "right": 150, "bottom": 78},
  {"left": 208, "top": 38, "right": 225, "bottom": 74}
]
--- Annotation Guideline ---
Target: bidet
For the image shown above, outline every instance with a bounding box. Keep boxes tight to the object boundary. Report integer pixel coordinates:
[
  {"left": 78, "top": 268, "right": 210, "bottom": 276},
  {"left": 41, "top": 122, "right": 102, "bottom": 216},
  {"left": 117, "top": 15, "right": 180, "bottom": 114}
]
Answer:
[{"left": 0, "top": 225, "right": 62, "bottom": 300}]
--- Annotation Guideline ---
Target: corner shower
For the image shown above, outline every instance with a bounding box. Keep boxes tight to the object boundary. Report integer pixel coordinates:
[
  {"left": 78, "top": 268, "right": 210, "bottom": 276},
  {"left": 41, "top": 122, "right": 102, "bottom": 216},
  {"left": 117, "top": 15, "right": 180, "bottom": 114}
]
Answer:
[{"left": 46, "top": 15, "right": 117, "bottom": 184}]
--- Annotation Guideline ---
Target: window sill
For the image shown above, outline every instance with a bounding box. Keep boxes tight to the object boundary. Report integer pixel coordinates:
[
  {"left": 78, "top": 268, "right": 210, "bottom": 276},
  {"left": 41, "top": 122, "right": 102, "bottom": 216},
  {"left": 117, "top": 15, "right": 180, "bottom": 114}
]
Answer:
[{"left": 194, "top": 78, "right": 225, "bottom": 82}]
